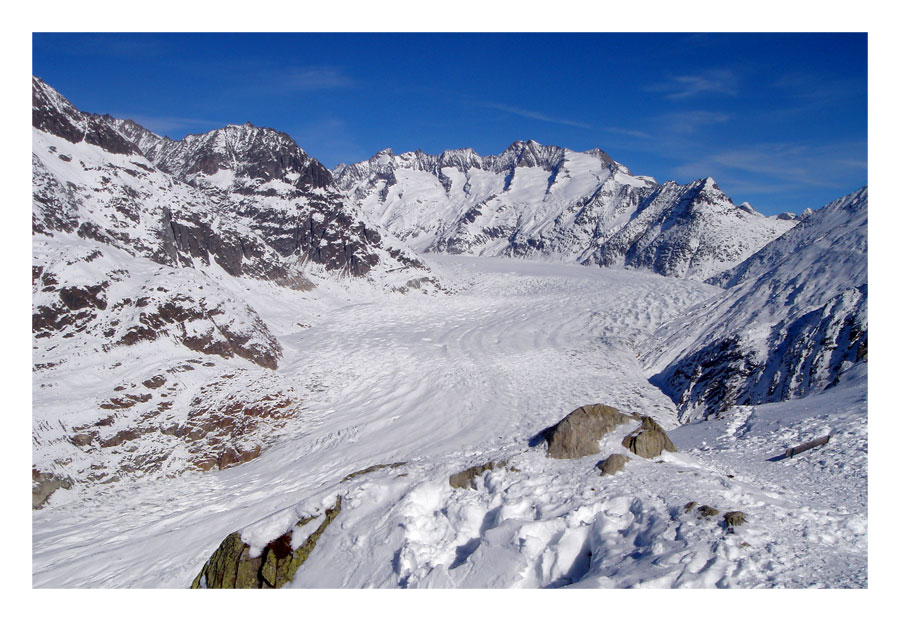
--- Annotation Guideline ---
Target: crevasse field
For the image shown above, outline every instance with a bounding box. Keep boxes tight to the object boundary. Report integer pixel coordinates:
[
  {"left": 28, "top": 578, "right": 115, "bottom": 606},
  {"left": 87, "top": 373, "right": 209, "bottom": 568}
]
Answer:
[{"left": 31, "top": 256, "right": 867, "bottom": 588}]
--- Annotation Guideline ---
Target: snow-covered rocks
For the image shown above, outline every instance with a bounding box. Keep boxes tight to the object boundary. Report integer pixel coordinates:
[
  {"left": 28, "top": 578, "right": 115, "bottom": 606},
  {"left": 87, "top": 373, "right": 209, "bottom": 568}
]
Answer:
[
  {"left": 582, "top": 178, "right": 796, "bottom": 280},
  {"left": 191, "top": 497, "right": 343, "bottom": 589},
  {"left": 32, "top": 239, "right": 283, "bottom": 369}
]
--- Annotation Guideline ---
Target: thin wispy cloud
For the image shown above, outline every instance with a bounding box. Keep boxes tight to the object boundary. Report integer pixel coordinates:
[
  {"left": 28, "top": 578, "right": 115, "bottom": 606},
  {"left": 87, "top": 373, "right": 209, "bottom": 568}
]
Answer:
[
  {"left": 648, "top": 70, "right": 738, "bottom": 100},
  {"left": 602, "top": 127, "right": 652, "bottom": 140},
  {"left": 283, "top": 67, "right": 356, "bottom": 91},
  {"left": 659, "top": 110, "right": 733, "bottom": 134},
  {"left": 672, "top": 140, "right": 868, "bottom": 191},
  {"left": 480, "top": 102, "right": 591, "bottom": 129}
]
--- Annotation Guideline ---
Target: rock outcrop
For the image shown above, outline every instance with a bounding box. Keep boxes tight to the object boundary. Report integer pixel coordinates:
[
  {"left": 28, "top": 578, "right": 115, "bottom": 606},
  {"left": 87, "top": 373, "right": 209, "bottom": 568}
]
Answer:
[
  {"left": 621, "top": 416, "right": 677, "bottom": 458},
  {"left": 449, "top": 461, "right": 507, "bottom": 489},
  {"left": 542, "top": 404, "right": 638, "bottom": 459},
  {"left": 191, "top": 497, "right": 342, "bottom": 588},
  {"left": 32, "top": 469, "right": 72, "bottom": 509},
  {"left": 723, "top": 511, "right": 748, "bottom": 529}
]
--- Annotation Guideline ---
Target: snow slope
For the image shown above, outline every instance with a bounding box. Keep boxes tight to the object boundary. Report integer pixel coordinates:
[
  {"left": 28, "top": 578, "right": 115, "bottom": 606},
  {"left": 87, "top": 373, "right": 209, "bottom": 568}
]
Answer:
[
  {"left": 32, "top": 258, "right": 866, "bottom": 588},
  {"left": 645, "top": 188, "right": 868, "bottom": 421}
]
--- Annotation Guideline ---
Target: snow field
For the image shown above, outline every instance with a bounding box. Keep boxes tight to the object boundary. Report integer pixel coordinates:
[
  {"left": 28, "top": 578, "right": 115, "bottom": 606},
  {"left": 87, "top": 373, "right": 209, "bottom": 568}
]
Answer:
[{"left": 32, "top": 257, "right": 866, "bottom": 588}]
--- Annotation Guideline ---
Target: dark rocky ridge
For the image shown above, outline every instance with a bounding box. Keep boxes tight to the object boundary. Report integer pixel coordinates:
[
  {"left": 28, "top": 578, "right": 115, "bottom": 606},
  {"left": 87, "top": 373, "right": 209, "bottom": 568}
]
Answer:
[{"left": 33, "top": 77, "right": 139, "bottom": 156}]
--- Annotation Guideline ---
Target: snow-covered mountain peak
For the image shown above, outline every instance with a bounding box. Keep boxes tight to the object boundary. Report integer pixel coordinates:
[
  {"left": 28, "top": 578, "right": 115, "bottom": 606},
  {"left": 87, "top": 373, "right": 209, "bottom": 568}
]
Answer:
[
  {"left": 335, "top": 140, "right": 793, "bottom": 277},
  {"left": 372, "top": 147, "right": 395, "bottom": 162},
  {"left": 646, "top": 186, "right": 867, "bottom": 421}
]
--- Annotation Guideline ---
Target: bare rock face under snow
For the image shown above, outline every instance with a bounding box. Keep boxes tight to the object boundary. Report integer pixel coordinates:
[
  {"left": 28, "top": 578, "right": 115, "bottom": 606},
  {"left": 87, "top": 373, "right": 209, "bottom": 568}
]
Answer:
[
  {"left": 542, "top": 404, "right": 638, "bottom": 459},
  {"left": 448, "top": 461, "right": 508, "bottom": 489}
]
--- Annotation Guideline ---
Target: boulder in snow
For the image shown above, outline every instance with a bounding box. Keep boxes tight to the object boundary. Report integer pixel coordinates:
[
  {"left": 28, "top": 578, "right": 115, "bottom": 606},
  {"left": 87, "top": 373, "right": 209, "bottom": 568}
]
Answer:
[
  {"left": 621, "top": 416, "right": 677, "bottom": 458},
  {"left": 597, "top": 453, "right": 631, "bottom": 476},
  {"left": 542, "top": 404, "right": 638, "bottom": 459}
]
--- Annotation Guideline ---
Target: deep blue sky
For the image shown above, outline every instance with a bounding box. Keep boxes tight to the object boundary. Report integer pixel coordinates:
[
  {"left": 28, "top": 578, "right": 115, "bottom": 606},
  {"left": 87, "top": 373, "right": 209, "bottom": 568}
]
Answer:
[{"left": 32, "top": 33, "right": 867, "bottom": 215}]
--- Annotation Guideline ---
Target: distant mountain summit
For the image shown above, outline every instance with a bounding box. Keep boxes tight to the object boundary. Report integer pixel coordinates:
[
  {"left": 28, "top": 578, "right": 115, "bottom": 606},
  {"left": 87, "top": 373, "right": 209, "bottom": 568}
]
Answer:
[
  {"left": 102, "top": 118, "right": 334, "bottom": 191},
  {"left": 335, "top": 141, "right": 795, "bottom": 280}
]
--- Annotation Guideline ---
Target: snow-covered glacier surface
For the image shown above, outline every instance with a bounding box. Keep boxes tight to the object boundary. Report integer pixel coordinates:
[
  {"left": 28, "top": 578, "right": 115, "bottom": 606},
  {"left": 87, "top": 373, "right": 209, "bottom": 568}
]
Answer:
[{"left": 32, "top": 257, "right": 867, "bottom": 588}]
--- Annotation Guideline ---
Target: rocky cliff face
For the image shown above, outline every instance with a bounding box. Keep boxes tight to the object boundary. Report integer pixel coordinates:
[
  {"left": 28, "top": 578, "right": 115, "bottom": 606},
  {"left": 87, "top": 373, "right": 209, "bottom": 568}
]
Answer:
[
  {"left": 335, "top": 141, "right": 794, "bottom": 280},
  {"left": 644, "top": 187, "right": 868, "bottom": 420}
]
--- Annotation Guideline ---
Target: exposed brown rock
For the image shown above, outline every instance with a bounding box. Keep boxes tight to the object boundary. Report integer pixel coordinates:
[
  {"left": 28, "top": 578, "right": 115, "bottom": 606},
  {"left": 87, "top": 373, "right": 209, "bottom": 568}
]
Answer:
[
  {"left": 98, "top": 428, "right": 145, "bottom": 448},
  {"left": 142, "top": 375, "right": 167, "bottom": 389},
  {"left": 449, "top": 461, "right": 507, "bottom": 489},
  {"left": 70, "top": 432, "right": 96, "bottom": 446},
  {"left": 597, "top": 453, "right": 631, "bottom": 476},
  {"left": 621, "top": 416, "right": 677, "bottom": 459},
  {"left": 543, "top": 404, "right": 638, "bottom": 459}
]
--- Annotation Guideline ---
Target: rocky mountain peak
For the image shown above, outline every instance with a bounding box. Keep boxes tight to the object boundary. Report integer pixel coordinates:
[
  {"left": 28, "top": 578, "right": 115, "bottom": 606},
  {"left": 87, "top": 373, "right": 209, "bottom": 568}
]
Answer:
[
  {"left": 583, "top": 147, "right": 616, "bottom": 169},
  {"left": 138, "top": 122, "right": 333, "bottom": 190},
  {"left": 32, "top": 77, "right": 139, "bottom": 156},
  {"left": 490, "top": 139, "right": 566, "bottom": 172}
]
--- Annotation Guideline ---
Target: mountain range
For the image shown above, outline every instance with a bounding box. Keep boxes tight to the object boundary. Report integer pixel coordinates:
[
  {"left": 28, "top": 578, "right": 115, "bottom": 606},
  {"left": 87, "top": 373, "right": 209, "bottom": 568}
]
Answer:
[{"left": 334, "top": 142, "right": 798, "bottom": 280}]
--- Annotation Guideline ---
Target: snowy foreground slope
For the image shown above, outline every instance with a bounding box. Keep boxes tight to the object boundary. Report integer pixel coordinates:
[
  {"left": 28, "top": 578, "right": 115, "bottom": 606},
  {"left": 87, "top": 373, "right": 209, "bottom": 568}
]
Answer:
[{"left": 32, "top": 258, "right": 866, "bottom": 588}]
